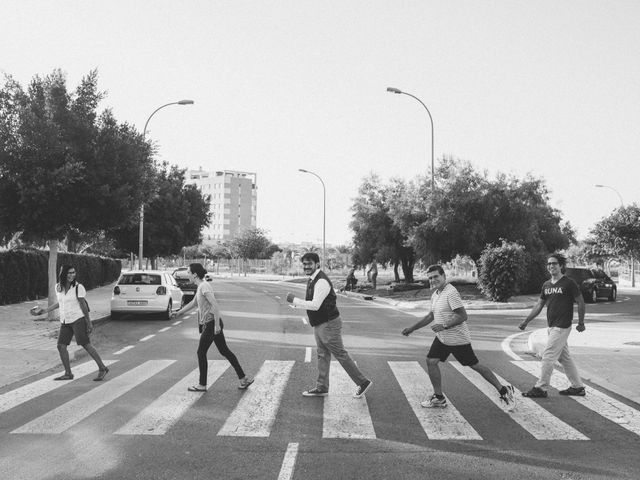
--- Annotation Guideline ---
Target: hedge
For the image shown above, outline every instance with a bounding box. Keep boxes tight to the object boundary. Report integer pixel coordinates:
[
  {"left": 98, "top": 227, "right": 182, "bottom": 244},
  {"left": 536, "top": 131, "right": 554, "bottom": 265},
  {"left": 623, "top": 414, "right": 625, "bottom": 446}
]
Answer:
[{"left": 0, "top": 249, "right": 121, "bottom": 305}]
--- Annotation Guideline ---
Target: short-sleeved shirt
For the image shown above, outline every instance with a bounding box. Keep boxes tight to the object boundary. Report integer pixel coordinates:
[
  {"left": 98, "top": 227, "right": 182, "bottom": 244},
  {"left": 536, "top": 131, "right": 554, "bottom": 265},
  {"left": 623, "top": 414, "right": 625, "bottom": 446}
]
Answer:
[
  {"left": 431, "top": 283, "right": 471, "bottom": 345},
  {"left": 540, "top": 275, "right": 580, "bottom": 328},
  {"left": 195, "top": 281, "right": 218, "bottom": 325},
  {"left": 56, "top": 283, "right": 86, "bottom": 324}
]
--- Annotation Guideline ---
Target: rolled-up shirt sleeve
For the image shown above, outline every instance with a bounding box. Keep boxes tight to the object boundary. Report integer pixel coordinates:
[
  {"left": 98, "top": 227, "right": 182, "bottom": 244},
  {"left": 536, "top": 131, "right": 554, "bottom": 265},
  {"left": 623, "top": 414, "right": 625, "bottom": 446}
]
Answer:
[{"left": 291, "top": 279, "right": 330, "bottom": 311}]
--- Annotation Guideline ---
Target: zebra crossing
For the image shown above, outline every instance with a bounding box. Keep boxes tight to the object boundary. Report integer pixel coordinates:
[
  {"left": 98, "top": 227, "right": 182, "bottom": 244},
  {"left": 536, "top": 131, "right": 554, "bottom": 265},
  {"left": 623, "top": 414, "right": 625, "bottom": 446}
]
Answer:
[{"left": 2, "top": 358, "right": 639, "bottom": 440}]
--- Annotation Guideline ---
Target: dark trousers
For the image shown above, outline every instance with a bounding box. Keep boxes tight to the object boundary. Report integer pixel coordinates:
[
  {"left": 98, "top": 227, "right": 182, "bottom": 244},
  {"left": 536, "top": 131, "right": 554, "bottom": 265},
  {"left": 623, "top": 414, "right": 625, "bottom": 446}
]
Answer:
[{"left": 198, "top": 319, "right": 245, "bottom": 385}]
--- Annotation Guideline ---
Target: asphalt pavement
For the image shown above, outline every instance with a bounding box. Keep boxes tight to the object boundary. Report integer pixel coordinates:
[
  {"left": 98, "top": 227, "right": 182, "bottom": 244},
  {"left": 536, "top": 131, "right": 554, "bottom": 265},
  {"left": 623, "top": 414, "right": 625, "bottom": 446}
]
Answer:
[{"left": 1, "top": 277, "right": 638, "bottom": 407}]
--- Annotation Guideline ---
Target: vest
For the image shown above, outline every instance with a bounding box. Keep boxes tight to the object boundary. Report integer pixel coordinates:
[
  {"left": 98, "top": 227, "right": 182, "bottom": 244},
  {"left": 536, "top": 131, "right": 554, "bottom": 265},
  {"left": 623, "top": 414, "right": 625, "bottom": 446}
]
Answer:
[{"left": 306, "top": 270, "right": 340, "bottom": 326}]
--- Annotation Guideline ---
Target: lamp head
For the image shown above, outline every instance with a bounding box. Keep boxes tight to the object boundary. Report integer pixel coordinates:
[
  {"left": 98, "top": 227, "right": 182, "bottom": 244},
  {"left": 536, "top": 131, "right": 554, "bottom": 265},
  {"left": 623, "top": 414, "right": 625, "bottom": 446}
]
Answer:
[
  {"left": 178, "top": 100, "right": 194, "bottom": 105},
  {"left": 387, "top": 87, "right": 402, "bottom": 94},
  {"left": 299, "top": 168, "right": 309, "bottom": 173}
]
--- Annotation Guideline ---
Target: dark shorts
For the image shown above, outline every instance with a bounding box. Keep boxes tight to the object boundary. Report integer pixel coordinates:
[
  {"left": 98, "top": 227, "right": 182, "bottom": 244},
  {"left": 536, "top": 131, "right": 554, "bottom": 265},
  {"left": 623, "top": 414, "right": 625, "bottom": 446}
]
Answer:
[
  {"left": 427, "top": 337, "right": 479, "bottom": 366},
  {"left": 58, "top": 318, "right": 90, "bottom": 346}
]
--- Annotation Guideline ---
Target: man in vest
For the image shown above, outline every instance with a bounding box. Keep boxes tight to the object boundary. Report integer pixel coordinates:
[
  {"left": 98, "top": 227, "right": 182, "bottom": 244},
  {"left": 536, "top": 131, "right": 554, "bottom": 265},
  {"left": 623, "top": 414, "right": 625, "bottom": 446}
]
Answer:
[{"left": 287, "top": 252, "right": 373, "bottom": 398}]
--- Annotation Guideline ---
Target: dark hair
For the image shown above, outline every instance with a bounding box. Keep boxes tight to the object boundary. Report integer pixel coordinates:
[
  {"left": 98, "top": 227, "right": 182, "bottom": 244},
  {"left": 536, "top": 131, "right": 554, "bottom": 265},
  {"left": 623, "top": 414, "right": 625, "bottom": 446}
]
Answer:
[
  {"left": 58, "top": 264, "right": 78, "bottom": 288},
  {"left": 301, "top": 252, "right": 320, "bottom": 264},
  {"left": 548, "top": 252, "right": 567, "bottom": 273},
  {"left": 189, "top": 262, "right": 207, "bottom": 280},
  {"left": 426, "top": 264, "right": 445, "bottom": 276}
]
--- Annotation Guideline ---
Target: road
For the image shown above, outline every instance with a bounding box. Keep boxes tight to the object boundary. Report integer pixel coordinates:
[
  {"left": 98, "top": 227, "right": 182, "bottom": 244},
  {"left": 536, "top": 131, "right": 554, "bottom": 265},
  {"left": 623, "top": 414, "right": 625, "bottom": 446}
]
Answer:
[{"left": 1, "top": 279, "right": 639, "bottom": 479}]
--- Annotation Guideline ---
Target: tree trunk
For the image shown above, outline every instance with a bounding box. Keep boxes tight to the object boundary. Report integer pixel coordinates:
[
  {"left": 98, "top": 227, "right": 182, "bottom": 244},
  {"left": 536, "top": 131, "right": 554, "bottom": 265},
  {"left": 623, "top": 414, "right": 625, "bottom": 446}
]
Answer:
[
  {"left": 47, "top": 240, "right": 59, "bottom": 321},
  {"left": 401, "top": 256, "right": 415, "bottom": 283},
  {"left": 393, "top": 261, "right": 400, "bottom": 282}
]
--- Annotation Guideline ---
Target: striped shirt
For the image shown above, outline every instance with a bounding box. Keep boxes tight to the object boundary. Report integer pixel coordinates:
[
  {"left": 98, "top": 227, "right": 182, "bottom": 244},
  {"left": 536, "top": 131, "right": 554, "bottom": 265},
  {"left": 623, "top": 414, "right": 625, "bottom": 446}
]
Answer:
[{"left": 431, "top": 283, "right": 471, "bottom": 346}]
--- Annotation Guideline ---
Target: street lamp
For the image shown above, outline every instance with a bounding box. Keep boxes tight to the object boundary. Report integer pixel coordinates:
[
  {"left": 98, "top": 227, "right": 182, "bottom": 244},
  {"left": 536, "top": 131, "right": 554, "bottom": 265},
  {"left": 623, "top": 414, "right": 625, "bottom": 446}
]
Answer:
[
  {"left": 594, "top": 184, "right": 634, "bottom": 287},
  {"left": 138, "top": 99, "right": 194, "bottom": 269},
  {"left": 298, "top": 169, "right": 326, "bottom": 269},
  {"left": 387, "top": 87, "right": 435, "bottom": 192}
]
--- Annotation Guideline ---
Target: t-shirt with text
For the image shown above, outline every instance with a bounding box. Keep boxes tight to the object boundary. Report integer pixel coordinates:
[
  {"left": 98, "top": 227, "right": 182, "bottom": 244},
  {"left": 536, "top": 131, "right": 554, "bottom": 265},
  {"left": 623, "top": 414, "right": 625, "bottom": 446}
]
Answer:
[{"left": 540, "top": 275, "right": 581, "bottom": 328}]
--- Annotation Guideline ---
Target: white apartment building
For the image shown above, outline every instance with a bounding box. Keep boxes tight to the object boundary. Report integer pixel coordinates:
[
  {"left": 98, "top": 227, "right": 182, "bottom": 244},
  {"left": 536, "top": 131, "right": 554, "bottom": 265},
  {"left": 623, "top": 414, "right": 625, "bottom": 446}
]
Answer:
[{"left": 188, "top": 169, "right": 257, "bottom": 243}]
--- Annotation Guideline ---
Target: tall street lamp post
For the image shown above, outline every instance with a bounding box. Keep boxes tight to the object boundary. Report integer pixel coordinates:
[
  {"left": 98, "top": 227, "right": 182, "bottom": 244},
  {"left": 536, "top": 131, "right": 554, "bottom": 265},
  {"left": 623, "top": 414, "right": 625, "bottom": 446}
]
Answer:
[
  {"left": 594, "top": 184, "right": 634, "bottom": 287},
  {"left": 298, "top": 169, "right": 326, "bottom": 269},
  {"left": 387, "top": 87, "right": 435, "bottom": 192},
  {"left": 138, "top": 99, "right": 194, "bottom": 269}
]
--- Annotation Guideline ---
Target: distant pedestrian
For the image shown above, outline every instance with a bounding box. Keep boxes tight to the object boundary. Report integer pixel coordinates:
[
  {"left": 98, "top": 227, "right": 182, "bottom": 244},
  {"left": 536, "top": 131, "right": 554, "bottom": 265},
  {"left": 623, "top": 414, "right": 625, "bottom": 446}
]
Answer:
[
  {"left": 30, "top": 264, "right": 109, "bottom": 381},
  {"left": 345, "top": 267, "right": 358, "bottom": 291},
  {"left": 367, "top": 260, "right": 378, "bottom": 290},
  {"left": 286, "top": 252, "right": 372, "bottom": 398},
  {"left": 402, "top": 265, "right": 516, "bottom": 410},
  {"left": 519, "top": 253, "right": 586, "bottom": 397},
  {"left": 173, "top": 263, "right": 253, "bottom": 392}
]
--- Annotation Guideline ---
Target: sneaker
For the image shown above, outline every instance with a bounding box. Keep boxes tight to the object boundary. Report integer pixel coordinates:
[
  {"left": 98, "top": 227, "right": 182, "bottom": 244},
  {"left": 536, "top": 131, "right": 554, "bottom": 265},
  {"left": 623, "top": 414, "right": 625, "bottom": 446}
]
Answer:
[
  {"left": 354, "top": 379, "right": 373, "bottom": 398},
  {"left": 238, "top": 377, "right": 254, "bottom": 390},
  {"left": 302, "top": 387, "right": 328, "bottom": 397},
  {"left": 500, "top": 385, "right": 517, "bottom": 411},
  {"left": 421, "top": 394, "right": 447, "bottom": 408},
  {"left": 522, "top": 386, "right": 548, "bottom": 398},
  {"left": 559, "top": 386, "right": 586, "bottom": 396}
]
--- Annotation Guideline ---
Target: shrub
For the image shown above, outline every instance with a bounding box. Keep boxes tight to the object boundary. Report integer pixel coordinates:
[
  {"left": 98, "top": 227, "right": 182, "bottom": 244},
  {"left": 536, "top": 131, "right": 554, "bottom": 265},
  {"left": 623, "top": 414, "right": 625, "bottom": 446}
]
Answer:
[{"left": 477, "top": 240, "right": 527, "bottom": 302}]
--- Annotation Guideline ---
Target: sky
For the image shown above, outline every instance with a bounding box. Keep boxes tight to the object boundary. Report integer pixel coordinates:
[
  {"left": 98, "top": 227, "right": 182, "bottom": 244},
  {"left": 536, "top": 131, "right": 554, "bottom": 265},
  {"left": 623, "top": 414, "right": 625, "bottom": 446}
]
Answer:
[{"left": 2, "top": 1, "right": 639, "bottom": 247}]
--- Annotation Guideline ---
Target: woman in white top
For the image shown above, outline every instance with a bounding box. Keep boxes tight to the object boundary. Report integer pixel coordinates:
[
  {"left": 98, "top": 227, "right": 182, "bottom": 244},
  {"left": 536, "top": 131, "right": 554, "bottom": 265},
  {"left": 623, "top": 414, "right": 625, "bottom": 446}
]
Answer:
[
  {"left": 173, "top": 263, "right": 253, "bottom": 392},
  {"left": 31, "top": 264, "right": 108, "bottom": 381}
]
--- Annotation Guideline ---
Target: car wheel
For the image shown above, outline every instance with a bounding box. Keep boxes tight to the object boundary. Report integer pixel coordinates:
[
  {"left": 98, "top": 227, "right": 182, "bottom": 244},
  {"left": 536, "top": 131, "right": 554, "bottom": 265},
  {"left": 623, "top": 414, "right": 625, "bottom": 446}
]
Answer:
[
  {"left": 590, "top": 288, "right": 598, "bottom": 303},
  {"left": 608, "top": 287, "right": 617, "bottom": 301},
  {"left": 164, "top": 300, "right": 172, "bottom": 320}
]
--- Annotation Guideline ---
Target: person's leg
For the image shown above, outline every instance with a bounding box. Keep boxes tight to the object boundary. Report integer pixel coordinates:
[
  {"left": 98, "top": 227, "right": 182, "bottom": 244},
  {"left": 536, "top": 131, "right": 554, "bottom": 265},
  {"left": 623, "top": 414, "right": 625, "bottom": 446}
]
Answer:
[
  {"left": 536, "top": 327, "right": 571, "bottom": 390},
  {"left": 197, "top": 322, "right": 216, "bottom": 386},
  {"left": 56, "top": 324, "right": 73, "bottom": 376},
  {"left": 558, "top": 343, "right": 583, "bottom": 388},
  {"left": 314, "top": 323, "right": 332, "bottom": 390},
  {"left": 426, "top": 357, "right": 443, "bottom": 395},
  {"left": 469, "top": 362, "right": 503, "bottom": 391},
  {"left": 212, "top": 327, "right": 246, "bottom": 379},
  {"left": 322, "top": 318, "right": 367, "bottom": 386},
  {"left": 73, "top": 320, "right": 107, "bottom": 371}
]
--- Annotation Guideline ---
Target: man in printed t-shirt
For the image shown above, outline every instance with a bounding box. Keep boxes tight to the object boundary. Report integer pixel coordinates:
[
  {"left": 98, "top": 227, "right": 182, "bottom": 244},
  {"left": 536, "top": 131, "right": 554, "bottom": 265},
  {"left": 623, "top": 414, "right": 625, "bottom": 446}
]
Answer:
[
  {"left": 519, "top": 252, "right": 586, "bottom": 397},
  {"left": 402, "top": 264, "right": 516, "bottom": 411}
]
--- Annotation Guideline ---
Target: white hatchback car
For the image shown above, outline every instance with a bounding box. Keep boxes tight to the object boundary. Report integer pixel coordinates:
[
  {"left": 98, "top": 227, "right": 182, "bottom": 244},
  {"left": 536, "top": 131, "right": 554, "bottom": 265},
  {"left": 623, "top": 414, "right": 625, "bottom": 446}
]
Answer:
[{"left": 110, "top": 270, "right": 184, "bottom": 320}]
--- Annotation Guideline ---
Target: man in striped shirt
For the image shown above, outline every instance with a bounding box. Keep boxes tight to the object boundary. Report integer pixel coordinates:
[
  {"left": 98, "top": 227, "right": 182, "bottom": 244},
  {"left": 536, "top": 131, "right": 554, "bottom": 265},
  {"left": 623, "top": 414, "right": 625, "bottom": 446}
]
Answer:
[{"left": 402, "top": 265, "right": 516, "bottom": 411}]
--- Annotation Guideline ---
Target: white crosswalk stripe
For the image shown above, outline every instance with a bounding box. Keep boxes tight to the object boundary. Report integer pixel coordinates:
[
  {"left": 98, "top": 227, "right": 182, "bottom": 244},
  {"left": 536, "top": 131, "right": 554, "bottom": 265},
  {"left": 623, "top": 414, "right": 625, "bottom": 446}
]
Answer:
[
  {"left": 449, "top": 362, "right": 588, "bottom": 440},
  {"left": 218, "top": 360, "right": 294, "bottom": 437},
  {"left": 11, "top": 360, "right": 175, "bottom": 434},
  {"left": 389, "top": 361, "right": 482, "bottom": 440},
  {"left": 0, "top": 360, "right": 118, "bottom": 416},
  {"left": 513, "top": 360, "right": 640, "bottom": 436},
  {"left": 115, "top": 361, "right": 229, "bottom": 435},
  {"left": 323, "top": 361, "right": 376, "bottom": 439}
]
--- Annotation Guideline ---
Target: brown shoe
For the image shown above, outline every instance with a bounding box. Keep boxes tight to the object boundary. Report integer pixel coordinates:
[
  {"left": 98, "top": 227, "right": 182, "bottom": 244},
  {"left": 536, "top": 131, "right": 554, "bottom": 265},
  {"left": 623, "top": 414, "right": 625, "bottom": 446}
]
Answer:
[{"left": 93, "top": 367, "right": 109, "bottom": 381}]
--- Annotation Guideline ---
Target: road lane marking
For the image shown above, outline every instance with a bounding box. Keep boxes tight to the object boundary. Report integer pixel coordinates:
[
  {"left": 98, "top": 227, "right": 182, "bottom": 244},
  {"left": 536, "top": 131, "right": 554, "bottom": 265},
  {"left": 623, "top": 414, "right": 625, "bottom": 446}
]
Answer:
[
  {"left": 305, "top": 347, "right": 312, "bottom": 363},
  {"left": 389, "top": 361, "right": 481, "bottom": 440},
  {"left": 277, "top": 442, "right": 299, "bottom": 480},
  {"left": 0, "top": 360, "right": 117, "bottom": 416},
  {"left": 158, "top": 327, "right": 171, "bottom": 333},
  {"left": 11, "top": 360, "right": 175, "bottom": 434},
  {"left": 450, "top": 362, "right": 588, "bottom": 440},
  {"left": 323, "top": 361, "right": 376, "bottom": 439},
  {"left": 513, "top": 361, "right": 640, "bottom": 436},
  {"left": 172, "top": 321, "right": 182, "bottom": 326},
  {"left": 501, "top": 332, "right": 527, "bottom": 360},
  {"left": 140, "top": 334, "right": 155, "bottom": 342},
  {"left": 115, "top": 361, "right": 228, "bottom": 435},
  {"left": 301, "top": 317, "right": 308, "bottom": 325},
  {"left": 218, "top": 360, "right": 294, "bottom": 437},
  {"left": 113, "top": 346, "right": 134, "bottom": 355},
  {"left": 220, "top": 311, "right": 305, "bottom": 320}
]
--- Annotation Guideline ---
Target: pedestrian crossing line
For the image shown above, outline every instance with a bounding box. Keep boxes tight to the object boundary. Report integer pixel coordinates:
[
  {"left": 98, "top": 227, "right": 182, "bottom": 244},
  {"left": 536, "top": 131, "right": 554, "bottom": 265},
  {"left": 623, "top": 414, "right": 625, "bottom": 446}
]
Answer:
[
  {"left": 11, "top": 360, "right": 175, "bottom": 434},
  {"left": 304, "top": 347, "right": 312, "bottom": 363},
  {"left": 449, "top": 362, "right": 588, "bottom": 440},
  {"left": 323, "top": 362, "right": 376, "bottom": 439},
  {"left": 218, "top": 360, "right": 295, "bottom": 437},
  {"left": 389, "top": 361, "right": 482, "bottom": 440},
  {"left": 115, "top": 361, "right": 229, "bottom": 435},
  {"left": 277, "top": 442, "right": 299, "bottom": 480},
  {"left": 513, "top": 361, "right": 640, "bottom": 436},
  {"left": 0, "top": 360, "right": 118, "bottom": 416}
]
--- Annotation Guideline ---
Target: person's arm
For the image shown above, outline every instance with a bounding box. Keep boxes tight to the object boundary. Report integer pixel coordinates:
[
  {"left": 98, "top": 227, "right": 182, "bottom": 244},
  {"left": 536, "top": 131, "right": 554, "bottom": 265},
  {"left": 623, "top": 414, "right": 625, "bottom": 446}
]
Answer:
[
  {"left": 286, "top": 279, "right": 330, "bottom": 311},
  {"left": 431, "top": 307, "right": 467, "bottom": 333},
  {"left": 575, "top": 293, "right": 586, "bottom": 332},
  {"left": 519, "top": 298, "right": 545, "bottom": 330},
  {"left": 78, "top": 296, "right": 92, "bottom": 333},
  {"left": 402, "top": 311, "right": 434, "bottom": 336},
  {"left": 173, "top": 294, "right": 197, "bottom": 317},
  {"left": 31, "top": 302, "right": 60, "bottom": 316}
]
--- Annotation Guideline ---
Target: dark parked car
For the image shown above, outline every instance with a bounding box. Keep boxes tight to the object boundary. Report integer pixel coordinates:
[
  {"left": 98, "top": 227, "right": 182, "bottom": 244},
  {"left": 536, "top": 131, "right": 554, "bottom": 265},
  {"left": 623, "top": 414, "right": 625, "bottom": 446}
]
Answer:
[
  {"left": 172, "top": 267, "right": 197, "bottom": 299},
  {"left": 565, "top": 267, "right": 617, "bottom": 303}
]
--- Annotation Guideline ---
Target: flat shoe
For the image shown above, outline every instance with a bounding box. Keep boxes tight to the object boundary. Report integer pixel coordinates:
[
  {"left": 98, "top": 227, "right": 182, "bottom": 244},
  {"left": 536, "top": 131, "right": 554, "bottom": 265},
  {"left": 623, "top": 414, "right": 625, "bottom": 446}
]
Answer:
[
  {"left": 188, "top": 385, "right": 207, "bottom": 392},
  {"left": 54, "top": 373, "right": 74, "bottom": 381},
  {"left": 93, "top": 368, "right": 109, "bottom": 381}
]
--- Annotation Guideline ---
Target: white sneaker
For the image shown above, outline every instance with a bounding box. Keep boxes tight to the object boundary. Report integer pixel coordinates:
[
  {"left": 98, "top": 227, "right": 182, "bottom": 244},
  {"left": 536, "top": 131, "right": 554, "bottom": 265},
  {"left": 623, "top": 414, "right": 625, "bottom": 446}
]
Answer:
[
  {"left": 421, "top": 394, "right": 447, "bottom": 408},
  {"left": 500, "top": 385, "right": 517, "bottom": 412}
]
